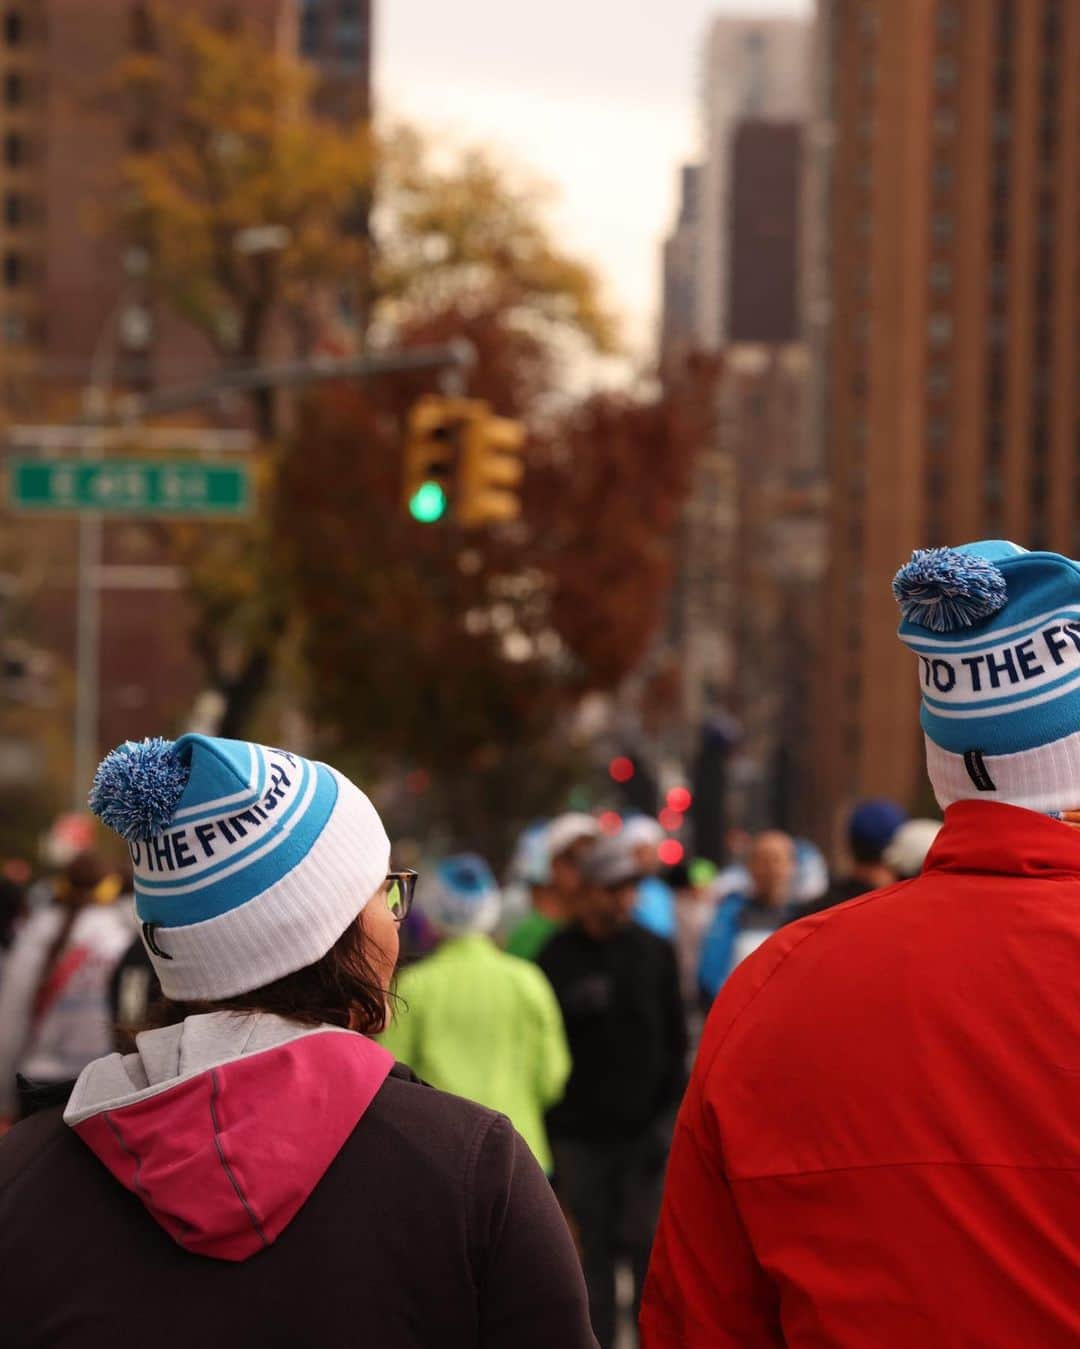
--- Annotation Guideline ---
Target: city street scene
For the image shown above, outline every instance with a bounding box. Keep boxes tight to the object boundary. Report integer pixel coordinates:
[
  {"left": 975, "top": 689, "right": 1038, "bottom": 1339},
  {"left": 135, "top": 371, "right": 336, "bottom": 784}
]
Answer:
[{"left": 0, "top": 2, "right": 1077, "bottom": 1346}]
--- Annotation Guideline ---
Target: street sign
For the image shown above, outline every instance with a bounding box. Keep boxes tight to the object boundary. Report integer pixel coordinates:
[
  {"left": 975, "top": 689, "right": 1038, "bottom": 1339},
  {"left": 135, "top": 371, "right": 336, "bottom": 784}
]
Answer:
[{"left": 6, "top": 458, "right": 252, "bottom": 517}]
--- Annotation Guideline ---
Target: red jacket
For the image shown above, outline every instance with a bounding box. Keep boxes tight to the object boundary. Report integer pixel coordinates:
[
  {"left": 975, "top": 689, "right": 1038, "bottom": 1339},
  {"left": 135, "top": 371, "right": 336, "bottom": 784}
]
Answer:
[{"left": 641, "top": 801, "right": 1080, "bottom": 1347}]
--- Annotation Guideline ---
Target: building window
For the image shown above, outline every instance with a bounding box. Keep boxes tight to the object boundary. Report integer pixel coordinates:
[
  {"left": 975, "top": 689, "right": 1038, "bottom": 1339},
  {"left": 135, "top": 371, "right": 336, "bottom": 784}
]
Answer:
[
  {"left": 337, "top": 0, "right": 365, "bottom": 65},
  {"left": 3, "top": 131, "right": 23, "bottom": 167},
  {"left": 932, "top": 161, "right": 953, "bottom": 192},
  {"left": 3, "top": 250, "right": 22, "bottom": 287},
  {"left": 927, "top": 418, "right": 948, "bottom": 449},
  {"left": 130, "top": 3, "right": 155, "bottom": 51},
  {"left": 931, "top": 213, "right": 953, "bottom": 243},
  {"left": 927, "top": 314, "right": 953, "bottom": 345},
  {"left": 930, "top": 261, "right": 952, "bottom": 291},
  {"left": 927, "top": 367, "right": 950, "bottom": 396},
  {"left": 300, "top": 0, "right": 321, "bottom": 56},
  {"left": 934, "top": 56, "right": 957, "bottom": 88},
  {"left": 2, "top": 310, "right": 25, "bottom": 343},
  {"left": 934, "top": 108, "right": 957, "bottom": 137},
  {"left": 987, "top": 315, "right": 1007, "bottom": 345},
  {"left": 3, "top": 191, "right": 22, "bottom": 226},
  {"left": 4, "top": 69, "right": 22, "bottom": 105},
  {"left": 936, "top": 2, "right": 960, "bottom": 31},
  {"left": 990, "top": 260, "right": 1008, "bottom": 294},
  {"left": 4, "top": 9, "right": 23, "bottom": 45}
]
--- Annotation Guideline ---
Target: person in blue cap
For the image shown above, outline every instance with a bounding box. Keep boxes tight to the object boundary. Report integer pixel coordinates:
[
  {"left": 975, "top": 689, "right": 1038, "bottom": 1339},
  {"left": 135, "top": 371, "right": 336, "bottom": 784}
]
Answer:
[{"left": 810, "top": 796, "right": 908, "bottom": 914}]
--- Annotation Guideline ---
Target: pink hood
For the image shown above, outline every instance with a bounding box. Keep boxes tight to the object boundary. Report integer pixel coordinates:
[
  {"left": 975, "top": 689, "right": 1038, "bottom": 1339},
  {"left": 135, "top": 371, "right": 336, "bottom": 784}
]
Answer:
[{"left": 63, "top": 1012, "right": 393, "bottom": 1262}]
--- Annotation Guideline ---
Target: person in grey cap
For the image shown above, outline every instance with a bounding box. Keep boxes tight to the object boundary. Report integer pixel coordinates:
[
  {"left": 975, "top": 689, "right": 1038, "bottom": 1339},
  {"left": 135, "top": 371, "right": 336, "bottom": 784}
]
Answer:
[{"left": 539, "top": 835, "right": 687, "bottom": 1349}]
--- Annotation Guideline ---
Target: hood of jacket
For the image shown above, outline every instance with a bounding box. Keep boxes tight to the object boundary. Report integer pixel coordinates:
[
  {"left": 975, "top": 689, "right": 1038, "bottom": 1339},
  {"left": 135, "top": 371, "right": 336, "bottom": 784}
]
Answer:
[{"left": 63, "top": 1011, "right": 393, "bottom": 1262}]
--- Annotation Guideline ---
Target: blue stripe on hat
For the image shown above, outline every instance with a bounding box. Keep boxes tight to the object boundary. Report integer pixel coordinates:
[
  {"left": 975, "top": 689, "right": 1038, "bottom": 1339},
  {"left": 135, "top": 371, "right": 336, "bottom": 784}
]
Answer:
[
  {"left": 135, "top": 762, "right": 339, "bottom": 927},
  {"left": 134, "top": 752, "right": 311, "bottom": 893},
  {"left": 169, "top": 737, "right": 269, "bottom": 828}
]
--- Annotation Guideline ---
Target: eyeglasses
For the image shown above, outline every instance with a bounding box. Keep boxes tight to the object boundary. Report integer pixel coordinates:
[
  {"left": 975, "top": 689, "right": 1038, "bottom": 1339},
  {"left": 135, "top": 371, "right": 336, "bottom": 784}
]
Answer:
[{"left": 385, "top": 870, "right": 418, "bottom": 924}]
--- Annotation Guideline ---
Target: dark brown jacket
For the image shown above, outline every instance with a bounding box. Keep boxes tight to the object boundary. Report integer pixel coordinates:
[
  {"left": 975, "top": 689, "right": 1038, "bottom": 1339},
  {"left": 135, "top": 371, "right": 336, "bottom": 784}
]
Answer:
[{"left": 0, "top": 1059, "right": 596, "bottom": 1348}]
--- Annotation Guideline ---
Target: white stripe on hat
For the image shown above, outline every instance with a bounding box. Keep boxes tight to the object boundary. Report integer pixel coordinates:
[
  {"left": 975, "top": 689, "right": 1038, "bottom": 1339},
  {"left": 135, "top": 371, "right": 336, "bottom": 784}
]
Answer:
[{"left": 926, "top": 730, "right": 1080, "bottom": 813}]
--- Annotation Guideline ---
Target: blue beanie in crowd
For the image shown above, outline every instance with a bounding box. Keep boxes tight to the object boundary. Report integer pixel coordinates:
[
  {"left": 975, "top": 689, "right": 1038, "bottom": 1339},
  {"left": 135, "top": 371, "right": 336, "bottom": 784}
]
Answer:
[{"left": 419, "top": 853, "right": 501, "bottom": 935}]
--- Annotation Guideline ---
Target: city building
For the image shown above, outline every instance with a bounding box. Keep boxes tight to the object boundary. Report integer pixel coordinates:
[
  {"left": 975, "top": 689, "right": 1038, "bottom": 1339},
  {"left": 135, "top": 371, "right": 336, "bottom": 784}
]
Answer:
[
  {"left": 658, "top": 23, "right": 820, "bottom": 841},
  {"left": 812, "top": 0, "right": 1078, "bottom": 845},
  {"left": 697, "top": 15, "right": 811, "bottom": 350},
  {"left": 728, "top": 121, "right": 803, "bottom": 343},
  {"left": 0, "top": 0, "right": 373, "bottom": 812},
  {"left": 659, "top": 164, "right": 703, "bottom": 366}
]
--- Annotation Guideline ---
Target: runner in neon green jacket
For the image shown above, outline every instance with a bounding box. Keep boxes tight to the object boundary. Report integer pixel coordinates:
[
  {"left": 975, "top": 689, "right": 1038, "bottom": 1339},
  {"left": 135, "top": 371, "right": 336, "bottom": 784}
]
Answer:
[{"left": 380, "top": 856, "right": 571, "bottom": 1174}]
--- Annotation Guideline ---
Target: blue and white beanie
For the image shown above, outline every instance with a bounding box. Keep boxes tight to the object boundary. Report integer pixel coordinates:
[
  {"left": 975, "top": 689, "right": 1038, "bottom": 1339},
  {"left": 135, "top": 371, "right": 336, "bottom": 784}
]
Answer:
[
  {"left": 89, "top": 735, "right": 390, "bottom": 1001},
  {"left": 894, "top": 540, "right": 1080, "bottom": 813},
  {"left": 418, "top": 854, "right": 501, "bottom": 936}
]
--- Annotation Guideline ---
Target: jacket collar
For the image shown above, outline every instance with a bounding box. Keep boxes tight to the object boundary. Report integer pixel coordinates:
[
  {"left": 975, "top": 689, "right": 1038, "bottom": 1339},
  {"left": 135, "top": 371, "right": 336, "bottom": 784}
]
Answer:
[{"left": 924, "top": 799, "right": 1080, "bottom": 880}]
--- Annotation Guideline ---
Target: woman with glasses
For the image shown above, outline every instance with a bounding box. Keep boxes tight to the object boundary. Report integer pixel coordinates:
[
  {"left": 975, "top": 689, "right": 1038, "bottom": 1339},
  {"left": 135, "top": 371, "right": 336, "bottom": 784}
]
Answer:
[{"left": 0, "top": 734, "right": 596, "bottom": 1349}]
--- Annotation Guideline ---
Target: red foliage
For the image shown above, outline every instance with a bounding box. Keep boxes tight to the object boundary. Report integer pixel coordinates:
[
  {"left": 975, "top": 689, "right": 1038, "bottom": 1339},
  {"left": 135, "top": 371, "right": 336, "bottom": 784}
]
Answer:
[{"left": 279, "top": 308, "right": 714, "bottom": 841}]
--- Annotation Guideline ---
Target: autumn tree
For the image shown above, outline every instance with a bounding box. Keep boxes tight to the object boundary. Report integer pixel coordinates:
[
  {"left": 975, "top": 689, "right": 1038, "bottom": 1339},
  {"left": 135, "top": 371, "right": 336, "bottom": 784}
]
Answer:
[
  {"left": 281, "top": 351, "right": 712, "bottom": 856},
  {"left": 113, "top": 14, "right": 708, "bottom": 847},
  {"left": 119, "top": 10, "right": 373, "bottom": 432}
]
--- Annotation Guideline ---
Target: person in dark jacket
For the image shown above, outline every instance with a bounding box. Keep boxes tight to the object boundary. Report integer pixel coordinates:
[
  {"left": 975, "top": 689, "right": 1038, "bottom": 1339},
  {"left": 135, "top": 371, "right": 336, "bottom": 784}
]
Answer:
[
  {"left": 539, "top": 835, "right": 687, "bottom": 1349},
  {"left": 0, "top": 733, "right": 596, "bottom": 1349}
]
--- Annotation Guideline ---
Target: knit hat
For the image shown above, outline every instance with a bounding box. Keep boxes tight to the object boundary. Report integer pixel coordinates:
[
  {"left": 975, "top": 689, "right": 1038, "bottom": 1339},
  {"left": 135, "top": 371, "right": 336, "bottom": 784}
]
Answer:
[
  {"left": 418, "top": 854, "right": 500, "bottom": 935},
  {"left": 89, "top": 735, "right": 390, "bottom": 1001},
  {"left": 894, "top": 540, "right": 1080, "bottom": 812}
]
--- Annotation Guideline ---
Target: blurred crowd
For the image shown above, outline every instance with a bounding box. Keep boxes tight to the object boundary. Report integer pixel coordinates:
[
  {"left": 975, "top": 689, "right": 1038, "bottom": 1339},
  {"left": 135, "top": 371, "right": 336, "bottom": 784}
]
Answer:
[{"left": 0, "top": 794, "right": 941, "bottom": 1348}]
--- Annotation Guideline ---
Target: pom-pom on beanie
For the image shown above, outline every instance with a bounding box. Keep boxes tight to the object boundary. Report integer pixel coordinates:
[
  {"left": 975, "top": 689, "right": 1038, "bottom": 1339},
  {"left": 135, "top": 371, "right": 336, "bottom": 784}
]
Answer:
[
  {"left": 894, "top": 540, "right": 1080, "bottom": 813},
  {"left": 89, "top": 734, "right": 390, "bottom": 1001}
]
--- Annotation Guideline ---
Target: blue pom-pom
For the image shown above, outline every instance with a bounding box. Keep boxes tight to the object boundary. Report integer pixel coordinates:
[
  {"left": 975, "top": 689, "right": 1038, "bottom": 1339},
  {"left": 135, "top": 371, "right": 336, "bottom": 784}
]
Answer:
[
  {"left": 88, "top": 737, "right": 190, "bottom": 842},
  {"left": 892, "top": 547, "right": 1008, "bottom": 632}
]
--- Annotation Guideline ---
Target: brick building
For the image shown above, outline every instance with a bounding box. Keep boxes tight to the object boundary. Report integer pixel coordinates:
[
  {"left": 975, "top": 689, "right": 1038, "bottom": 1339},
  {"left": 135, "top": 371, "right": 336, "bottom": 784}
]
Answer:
[{"left": 812, "top": 0, "right": 1078, "bottom": 844}]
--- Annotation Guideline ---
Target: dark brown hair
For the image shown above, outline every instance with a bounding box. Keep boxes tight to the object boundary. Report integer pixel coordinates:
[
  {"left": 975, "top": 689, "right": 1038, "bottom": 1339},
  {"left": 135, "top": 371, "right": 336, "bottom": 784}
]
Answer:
[{"left": 149, "top": 916, "right": 397, "bottom": 1035}]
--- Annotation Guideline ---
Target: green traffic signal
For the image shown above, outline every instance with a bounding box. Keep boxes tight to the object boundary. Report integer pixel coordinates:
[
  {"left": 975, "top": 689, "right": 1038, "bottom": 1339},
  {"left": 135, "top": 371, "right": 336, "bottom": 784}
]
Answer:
[{"left": 409, "top": 480, "right": 448, "bottom": 523}]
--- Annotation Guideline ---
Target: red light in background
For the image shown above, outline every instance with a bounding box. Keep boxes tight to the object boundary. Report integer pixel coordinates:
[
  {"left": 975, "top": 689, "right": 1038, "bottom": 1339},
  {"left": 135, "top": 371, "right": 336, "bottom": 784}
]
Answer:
[
  {"left": 608, "top": 756, "right": 635, "bottom": 784},
  {"left": 658, "top": 807, "right": 683, "bottom": 832},
  {"left": 404, "top": 769, "right": 431, "bottom": 795},
  {"left": 598, "top": 810, "right": 623, "bottom": 835},
  {"left": 666, "top": 786, "right": 692, "bottom": 814},
  {"left": 658, "top": 839, "right": 685, "bottom": 866}
]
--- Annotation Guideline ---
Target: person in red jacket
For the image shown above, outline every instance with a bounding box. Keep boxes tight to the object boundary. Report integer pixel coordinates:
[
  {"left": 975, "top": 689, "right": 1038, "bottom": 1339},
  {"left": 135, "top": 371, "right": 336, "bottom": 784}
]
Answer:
[{"left": 641, "top": 541, "right": 1080, "bottom": 1347}]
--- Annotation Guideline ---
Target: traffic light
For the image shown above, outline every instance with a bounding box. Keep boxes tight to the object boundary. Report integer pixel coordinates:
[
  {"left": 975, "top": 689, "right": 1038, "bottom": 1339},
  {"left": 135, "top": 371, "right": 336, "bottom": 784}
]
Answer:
[
  {"left": 457, "top": 406, "right": 526, "bottom": 528},
  {"left": 402, "top": 395, "right": 467, "bottom": 523},
  {"left": 402, "top": 396, "right": 526, "bottom": 528}
]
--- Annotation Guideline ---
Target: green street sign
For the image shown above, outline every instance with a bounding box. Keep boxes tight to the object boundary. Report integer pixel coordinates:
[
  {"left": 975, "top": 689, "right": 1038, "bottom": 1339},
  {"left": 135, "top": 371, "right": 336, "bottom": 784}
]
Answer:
[{"left": 6, "top": 458, "right": 252, "bottom": 517}]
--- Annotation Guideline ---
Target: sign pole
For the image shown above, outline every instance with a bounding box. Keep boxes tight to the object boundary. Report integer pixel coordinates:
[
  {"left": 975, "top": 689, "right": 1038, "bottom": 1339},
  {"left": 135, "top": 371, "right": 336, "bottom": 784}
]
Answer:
[
  {"left": 72, "top": 386, "right": 105, "bottom": 812},
  {"left": 73, "top": 506, "right": 101, "bottom": 811}
]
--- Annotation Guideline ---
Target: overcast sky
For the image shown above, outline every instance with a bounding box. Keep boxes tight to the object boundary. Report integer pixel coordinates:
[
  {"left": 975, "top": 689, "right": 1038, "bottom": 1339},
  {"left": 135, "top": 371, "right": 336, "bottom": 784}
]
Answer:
[{"left": 379, "top": 1, "right": 811, "bottom": 358}]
